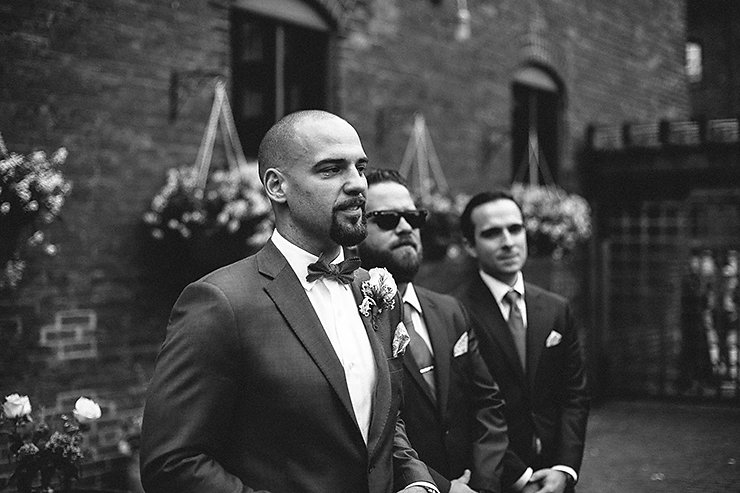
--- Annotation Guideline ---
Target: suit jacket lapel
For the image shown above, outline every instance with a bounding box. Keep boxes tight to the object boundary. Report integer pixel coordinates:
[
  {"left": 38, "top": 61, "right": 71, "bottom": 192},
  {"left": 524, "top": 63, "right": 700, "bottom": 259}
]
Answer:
[
  {"left": 417, "top": 289, "right": 450, "bottom": 413},
  {"left": 524, "top": 283, "right": 550, "bottom": 391},
  {"left": 350, "top": 272, "right": 392, "bottom": 458},
  {"left": 467, "top": 274, "right": 527, "bottom": 385},
  {"left": 258, "top": 241, "right": 359, "bottom": 433}
]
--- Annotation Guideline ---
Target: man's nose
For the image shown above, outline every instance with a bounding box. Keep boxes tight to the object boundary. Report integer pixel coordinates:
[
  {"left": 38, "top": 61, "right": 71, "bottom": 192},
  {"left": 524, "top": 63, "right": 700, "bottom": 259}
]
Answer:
[
  {"left": 501, "top": 229, "right": 514, "bottom": 246},
  {"left": 396, "top": 216, "right": 414, "bottom": 233},
  {"left": 344, "top": 166, "right": 367, "bottom": 194}
]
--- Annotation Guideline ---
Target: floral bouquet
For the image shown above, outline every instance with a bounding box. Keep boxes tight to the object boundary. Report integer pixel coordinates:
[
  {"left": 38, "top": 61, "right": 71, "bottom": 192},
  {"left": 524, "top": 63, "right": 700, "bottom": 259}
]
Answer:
[
  {"left": 0, "top": 134, "right": 72, "bottom": 290},
  {"left": 141, "top": 163, "right": 273, "bottom": 277},
  {"left": 0, "top": 394, "right": 101, "bottom": 493},
  {"left": 510, "top": 183, "right": 592, "bottom": 259}
]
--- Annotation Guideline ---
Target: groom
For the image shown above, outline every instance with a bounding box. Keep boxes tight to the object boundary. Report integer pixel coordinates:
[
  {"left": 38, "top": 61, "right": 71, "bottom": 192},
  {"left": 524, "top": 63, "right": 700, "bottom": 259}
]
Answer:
[{"left": 140, "top": 110, "right": 438, "bottom": 493}]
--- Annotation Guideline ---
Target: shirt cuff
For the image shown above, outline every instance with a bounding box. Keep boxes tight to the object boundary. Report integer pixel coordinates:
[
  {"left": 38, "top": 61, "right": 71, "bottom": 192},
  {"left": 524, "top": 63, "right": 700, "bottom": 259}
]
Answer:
[
  {"left": 512, "top": 467, "right": 533, "bottom": 491},
  {"left": 405, "top": 481, "right": 440, "bottom": 493},
  {"left": 551, "top": 465, "right": 578, "bottom": 483}
]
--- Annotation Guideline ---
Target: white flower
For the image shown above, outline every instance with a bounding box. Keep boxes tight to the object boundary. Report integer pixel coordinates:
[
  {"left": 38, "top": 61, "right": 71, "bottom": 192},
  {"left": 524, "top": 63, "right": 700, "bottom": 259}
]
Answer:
[
  {"left": 72, "top": 397, "right": 102, "bottom": 423},
  {"left": 3, "top": 394, "right": 32, "bottom": 418},
  {"left": 359, "top": 267, "right": 397, "bottom": 317}
]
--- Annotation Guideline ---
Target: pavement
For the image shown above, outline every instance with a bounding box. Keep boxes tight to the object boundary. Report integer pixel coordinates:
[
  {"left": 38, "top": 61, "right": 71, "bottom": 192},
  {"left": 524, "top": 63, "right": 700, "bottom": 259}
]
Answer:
[{"left": 578, "top": 398, "right": 740, "bottom": 492}]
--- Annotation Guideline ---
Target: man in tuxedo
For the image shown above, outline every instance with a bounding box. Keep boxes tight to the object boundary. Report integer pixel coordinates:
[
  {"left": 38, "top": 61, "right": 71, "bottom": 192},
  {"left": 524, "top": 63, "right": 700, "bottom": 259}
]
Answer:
[
  {"left": 357, "top": 169, "right": 508, "bottom": 493},
  {"left": 454, "top": 191, "right": 590, "bottom": 493},
  {"left": 140, "top": 111, "right": 438, "bottom": 493}
]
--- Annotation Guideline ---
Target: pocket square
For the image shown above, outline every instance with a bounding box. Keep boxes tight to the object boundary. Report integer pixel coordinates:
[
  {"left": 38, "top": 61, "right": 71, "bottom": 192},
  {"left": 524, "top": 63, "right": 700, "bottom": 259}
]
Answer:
[
  {"left": 545, "top": 330, "right": 562, "bottom": 348},
  {"left": 392, "top": 322, "right": 410, "bottom": 358},
  {"left": 453, "top": 332, "right": 469, "bottom": 357}
]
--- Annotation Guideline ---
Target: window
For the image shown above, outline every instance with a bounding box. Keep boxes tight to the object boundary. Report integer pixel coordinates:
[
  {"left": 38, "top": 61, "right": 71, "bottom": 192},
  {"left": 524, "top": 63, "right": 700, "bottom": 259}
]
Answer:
[
  {"left": 511, "top": 66, "right": 562, "bottom": 185},
  {"left": 685, "top": 40, "right": 702, "bottom": 84},
  {"left": 231, "top": 0, "right": 332, "bottom": 157}
]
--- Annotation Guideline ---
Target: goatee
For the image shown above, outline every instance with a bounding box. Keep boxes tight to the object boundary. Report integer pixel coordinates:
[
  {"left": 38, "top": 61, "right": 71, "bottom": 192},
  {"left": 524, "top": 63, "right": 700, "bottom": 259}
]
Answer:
[{"left": 330, "top": 213, "right": 367, "bottom": 247}]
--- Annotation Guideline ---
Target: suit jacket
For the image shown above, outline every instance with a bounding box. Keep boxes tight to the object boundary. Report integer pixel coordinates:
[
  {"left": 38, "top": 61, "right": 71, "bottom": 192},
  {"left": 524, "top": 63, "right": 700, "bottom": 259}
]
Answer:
[
  {"left": 400, "top": 286, "right": 508, "bottom": 493},
  {"left": 455, "top": 274, "right": 589, "bottom": 490},
  {"left": 140, "top": 240, "right": 434, "bottom": 493}
]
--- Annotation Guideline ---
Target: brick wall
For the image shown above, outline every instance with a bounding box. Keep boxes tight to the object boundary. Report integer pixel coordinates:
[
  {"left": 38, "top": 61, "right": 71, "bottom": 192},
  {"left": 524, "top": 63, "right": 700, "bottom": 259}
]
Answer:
[
  {"left": 686, "top": 0, "right": 740, "bottom": 118},
  {"left": 0, "top": 0, "right": 692, "bottom": 461}
]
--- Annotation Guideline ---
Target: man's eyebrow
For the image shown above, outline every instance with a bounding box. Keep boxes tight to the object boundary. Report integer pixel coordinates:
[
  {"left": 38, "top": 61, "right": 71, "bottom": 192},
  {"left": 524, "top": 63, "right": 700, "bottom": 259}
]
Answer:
[{"left": 313, "top": 156, "right": 368, "bottom": 168}]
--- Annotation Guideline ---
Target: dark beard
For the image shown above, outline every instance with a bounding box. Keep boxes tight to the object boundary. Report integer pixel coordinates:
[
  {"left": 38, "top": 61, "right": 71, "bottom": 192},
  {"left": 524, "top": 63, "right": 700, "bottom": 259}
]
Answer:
[
  {"left": 330, "top": 212, "right": 367, "bottom": 247},
  {"left": 357, "top": 243, "right": 420, "bottom": 284}
]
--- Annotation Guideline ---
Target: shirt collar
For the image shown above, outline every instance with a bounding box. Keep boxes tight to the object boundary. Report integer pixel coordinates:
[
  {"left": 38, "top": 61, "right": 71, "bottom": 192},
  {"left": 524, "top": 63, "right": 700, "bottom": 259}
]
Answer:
[
  {"left": 271, "top": 229, "right": 345, "bottom": 291},
  {"left": 479, "top": 270, "right": 525, "bottom": 304},
  {"left": 402, "top": 283, "right": 422, "bottom": 315}
]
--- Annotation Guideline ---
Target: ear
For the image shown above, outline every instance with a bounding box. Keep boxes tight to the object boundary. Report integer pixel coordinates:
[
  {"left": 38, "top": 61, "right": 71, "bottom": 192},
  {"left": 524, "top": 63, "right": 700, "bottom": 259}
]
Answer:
[
  {"left": 263, "top": 168, "right": 287, "bottom": 204},
  {"left": 462, "top": 237, "right": 478, "bottom": 259}
]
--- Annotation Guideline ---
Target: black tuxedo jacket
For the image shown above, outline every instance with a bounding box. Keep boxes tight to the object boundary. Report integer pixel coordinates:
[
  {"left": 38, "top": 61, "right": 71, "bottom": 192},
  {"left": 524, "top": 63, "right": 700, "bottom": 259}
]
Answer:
[
  {"left": 140, "top": 240, "right": 434, "bottom": 493},
  {"left": 455, "top": 274, "right": 589, "bottom": 489},
  {"left": 400, "top": 285, "right": 508, "bottom": 493}
]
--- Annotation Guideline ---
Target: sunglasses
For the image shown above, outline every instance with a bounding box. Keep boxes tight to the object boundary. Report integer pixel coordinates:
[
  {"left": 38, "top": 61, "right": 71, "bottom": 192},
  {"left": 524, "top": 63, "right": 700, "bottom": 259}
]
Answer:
[{"left": 366, "top": 209, "right": 428, "bottom": 230}]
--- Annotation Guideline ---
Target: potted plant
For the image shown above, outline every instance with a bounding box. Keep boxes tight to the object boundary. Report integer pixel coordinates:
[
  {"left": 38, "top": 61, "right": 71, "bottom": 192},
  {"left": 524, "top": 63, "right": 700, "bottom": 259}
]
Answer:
[
  {"left": 510, "top": 182, "right": 593, "bottom": 260},
  {"left": 0, "top": 134, "right": 72, "bottom": 291},
  {"left": 0, "top": 394, "right": 101, "bottom": 493}
]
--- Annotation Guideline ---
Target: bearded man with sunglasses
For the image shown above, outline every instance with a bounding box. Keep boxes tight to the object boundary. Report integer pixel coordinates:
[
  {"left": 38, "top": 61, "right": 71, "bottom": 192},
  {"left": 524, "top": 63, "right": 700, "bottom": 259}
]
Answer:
[
  {"left": 358, "top": 169, "right": 509, "bottom": 493},
  {"left": 454, "top": 191, "right": 590, "bottom": 493}
]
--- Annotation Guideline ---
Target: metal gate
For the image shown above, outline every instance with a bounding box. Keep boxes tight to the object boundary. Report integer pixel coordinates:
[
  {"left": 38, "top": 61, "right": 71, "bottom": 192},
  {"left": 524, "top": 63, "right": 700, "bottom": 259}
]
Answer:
[{"left": 601, "top": 189, "right": 740, "bottom": 399}]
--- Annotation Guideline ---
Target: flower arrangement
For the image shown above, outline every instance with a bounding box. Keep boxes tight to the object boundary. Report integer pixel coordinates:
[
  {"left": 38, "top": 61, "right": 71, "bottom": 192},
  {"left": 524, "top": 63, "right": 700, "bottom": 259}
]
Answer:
[
  {"left": 0, "top": 134, "right": 72, "bottom": 290},
  {"left": 143, "top": 164, "right": 272, "bottom": 246},
  {"left": 510, "top": 183, "right": 592, "bottom": 259},
  {"left": 359, "top": 267, "right": 397, "bottom": 329},
  {"left": 1, "top": 394, "right": 101, "bottom": 493},
  {"left": 141, "top": 163, "right": 273, "bottom": 277}
]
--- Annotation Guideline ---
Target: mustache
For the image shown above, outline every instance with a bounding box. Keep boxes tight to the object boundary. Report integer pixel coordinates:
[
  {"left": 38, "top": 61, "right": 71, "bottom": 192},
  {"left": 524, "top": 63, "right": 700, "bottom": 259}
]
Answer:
[
  {"left": 392, "top": 236, "right": 418, "bottom": 249},
  {"left": 334, "top": 196, "right": 366, "bottom": 211}
]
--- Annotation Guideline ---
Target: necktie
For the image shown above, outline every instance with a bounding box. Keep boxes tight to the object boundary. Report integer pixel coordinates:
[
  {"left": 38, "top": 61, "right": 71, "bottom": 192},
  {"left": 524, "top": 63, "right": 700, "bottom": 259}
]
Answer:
[
  {"left": 504, "top": 290, "right": 526, "bottom": 369},
  {"left": 306, "top": 252, "right": 361, "bottom": 284},
  {"left": 404, "top": 301, "right": 436, "bottom": 398}
]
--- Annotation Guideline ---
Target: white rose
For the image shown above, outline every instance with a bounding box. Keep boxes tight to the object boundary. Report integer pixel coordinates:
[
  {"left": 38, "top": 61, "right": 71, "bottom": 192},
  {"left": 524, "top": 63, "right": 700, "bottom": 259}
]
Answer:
[
  {"left": 3, "top": 394, "right": 32, "bottom": 418},
  {"left": 73, "top": 396, "right": 102, "bottom": 423}
]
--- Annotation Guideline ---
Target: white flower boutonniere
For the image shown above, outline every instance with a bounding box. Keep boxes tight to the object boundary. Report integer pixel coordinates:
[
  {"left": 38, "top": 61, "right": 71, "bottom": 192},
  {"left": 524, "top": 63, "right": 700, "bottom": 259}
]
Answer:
[{"left": 359, "top": 268, "right": 397, "bottom": 328}]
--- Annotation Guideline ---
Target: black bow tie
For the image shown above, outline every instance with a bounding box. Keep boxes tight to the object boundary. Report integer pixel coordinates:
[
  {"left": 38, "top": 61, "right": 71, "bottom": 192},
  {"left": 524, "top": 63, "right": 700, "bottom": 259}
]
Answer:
[{"left": 306, "top": 252, "right": 361, "bottom": 285}]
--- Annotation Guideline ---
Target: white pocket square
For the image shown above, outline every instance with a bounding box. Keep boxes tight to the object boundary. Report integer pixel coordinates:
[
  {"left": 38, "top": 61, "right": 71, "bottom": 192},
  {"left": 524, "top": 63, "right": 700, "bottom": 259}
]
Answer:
[
  {"left": 453, "top": 332, "right": 469, "bottom": 357},
  {"left": 392, "top": 322, "right": 410, "bottom": 358},
  {"left": 545, "top": 330, "right": 562, "bottom": 348}
]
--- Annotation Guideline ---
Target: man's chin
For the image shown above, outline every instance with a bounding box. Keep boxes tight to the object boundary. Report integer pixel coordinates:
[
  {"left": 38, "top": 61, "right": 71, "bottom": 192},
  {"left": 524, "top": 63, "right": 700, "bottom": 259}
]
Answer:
[{"left": 331, "top": 222, "right": 367, "bottom": 247}]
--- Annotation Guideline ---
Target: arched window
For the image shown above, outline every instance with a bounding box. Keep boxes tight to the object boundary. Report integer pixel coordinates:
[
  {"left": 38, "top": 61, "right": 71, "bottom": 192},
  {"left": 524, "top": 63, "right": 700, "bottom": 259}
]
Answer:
[
  {"left": 510, "top": 66, "right": 562, "bottom": 185},
  {"left": 231, "top": 0, "right": 334, "bottom": 157}
]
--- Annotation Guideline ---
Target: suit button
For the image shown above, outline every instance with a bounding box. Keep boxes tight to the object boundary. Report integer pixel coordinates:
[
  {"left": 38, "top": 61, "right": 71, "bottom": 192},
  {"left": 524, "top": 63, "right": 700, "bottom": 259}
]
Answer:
[{"left": 368, "top": 465, "right": 375, "bottom": 473}]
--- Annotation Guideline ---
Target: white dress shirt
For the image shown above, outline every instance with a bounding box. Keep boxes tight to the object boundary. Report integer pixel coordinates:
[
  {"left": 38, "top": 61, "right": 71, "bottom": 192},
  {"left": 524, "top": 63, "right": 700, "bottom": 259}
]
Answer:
[
  {"left": 272, "top": 230, "right": 376, "bottom": 444},
  {"left": 403, "top": 284, "right": 434, "bottom": 355},
  {"left": 478, "top": 269, "right": 578, "bottom": 487}
]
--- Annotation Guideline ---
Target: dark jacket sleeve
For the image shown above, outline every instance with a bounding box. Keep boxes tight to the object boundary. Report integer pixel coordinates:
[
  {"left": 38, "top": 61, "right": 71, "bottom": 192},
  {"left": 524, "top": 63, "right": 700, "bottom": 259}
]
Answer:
[
  {"left": 554, "top": 302, "right": 590, "bottom": 472},
  {"left": 464, "top": 311, "right": 508, "bottom": 493},
  {"left": 140, "top": 282, "right": 263, "bottom": 493}
]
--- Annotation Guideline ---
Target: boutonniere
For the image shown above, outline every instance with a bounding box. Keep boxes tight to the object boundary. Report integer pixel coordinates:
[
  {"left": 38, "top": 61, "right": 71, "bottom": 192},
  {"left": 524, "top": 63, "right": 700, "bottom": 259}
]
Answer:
[{"left": 358, "top": 267, "right": 397, "bottom": 329}]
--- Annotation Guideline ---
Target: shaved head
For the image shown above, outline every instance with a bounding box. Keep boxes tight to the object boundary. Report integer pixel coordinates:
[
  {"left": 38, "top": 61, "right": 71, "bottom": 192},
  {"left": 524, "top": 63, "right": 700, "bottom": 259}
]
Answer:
[{"left": 258, "top": 110, "right": 343, "bottom": 183}]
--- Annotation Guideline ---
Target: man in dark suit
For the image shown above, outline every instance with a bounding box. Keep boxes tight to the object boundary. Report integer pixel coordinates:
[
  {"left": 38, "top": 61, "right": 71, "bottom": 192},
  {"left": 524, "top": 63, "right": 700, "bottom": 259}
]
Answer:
[
  {"left": 357, "top": 169, "right": 508, "bottom": 493},
  {"left": 140, "top": 111, "right": 438, "bottom": 493},
  {"left": 454, "top": 191, "right": 590, "bottom": 493}
]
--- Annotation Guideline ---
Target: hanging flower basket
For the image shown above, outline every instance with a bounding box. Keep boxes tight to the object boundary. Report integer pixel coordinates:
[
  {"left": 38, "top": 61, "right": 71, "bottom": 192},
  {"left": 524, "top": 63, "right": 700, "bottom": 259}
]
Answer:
[
  {"left": 140, "top": 80, "right": 273, "bottom": 281},
  {"left": 510, "top": 183, "right": 592, "bottom": 259},
  {"left": 141, "top": 163, "right": 273, "bottom": 273},
  {"left": 0, "top": 134, "right": 72, "bottom": 291}
]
